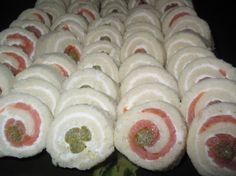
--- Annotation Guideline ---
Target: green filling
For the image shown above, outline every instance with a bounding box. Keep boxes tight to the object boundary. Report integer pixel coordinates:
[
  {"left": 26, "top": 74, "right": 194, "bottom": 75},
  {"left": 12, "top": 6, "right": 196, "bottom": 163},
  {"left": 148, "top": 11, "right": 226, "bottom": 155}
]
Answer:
[
  {"left": 215, "top": 141, "right": 235, "bottom": 160},
  {"left": 80, "top": 85, "right": 91, "bottom": 88},
  {"left": 65, "top": 126, "right": 91, "bottom": 154},
  {"left": 7, "top": 125, "right": 23, "bottom": 142},
  {"left": 100, "top": 36, "right": 111, "bottom": 42},
  {"left": 135, "top": 128, "right": 153, "bottom": 147},
  {"left": 93, "top": 65, "right": 102, "bottom": 71}
]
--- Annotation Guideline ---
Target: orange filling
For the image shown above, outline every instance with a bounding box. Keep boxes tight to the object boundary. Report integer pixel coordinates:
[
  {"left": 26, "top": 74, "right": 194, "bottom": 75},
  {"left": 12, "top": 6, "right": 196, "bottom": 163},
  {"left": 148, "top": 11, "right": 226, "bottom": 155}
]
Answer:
[
  {"left": 64, "top": 45, "right": 81, "bottom": 62},
  {"left": 25, "top": 26, "right": 41, "bottom": 38},
  {"left": 169, "top": 12, "right": 190, "bottom": 27},
  {"left": 53, "top": 64, "right": 69, "bottom": 77},
  {"left": 79, "top": 8, "right": 96, "bottom": 21}
]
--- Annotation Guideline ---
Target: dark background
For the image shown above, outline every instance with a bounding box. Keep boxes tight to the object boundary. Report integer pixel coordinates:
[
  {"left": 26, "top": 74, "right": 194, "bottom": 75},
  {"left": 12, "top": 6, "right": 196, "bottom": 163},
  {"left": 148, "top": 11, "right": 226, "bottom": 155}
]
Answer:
[{"left": 0, "top": 1, "right": 235, "bottom": 176}]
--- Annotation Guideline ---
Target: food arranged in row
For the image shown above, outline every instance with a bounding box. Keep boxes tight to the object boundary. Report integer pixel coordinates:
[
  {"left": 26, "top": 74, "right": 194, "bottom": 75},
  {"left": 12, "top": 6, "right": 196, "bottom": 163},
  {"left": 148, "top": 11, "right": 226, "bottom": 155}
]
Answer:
[{"left": 0, "top": 0, "right": 235, "bottom": 176}]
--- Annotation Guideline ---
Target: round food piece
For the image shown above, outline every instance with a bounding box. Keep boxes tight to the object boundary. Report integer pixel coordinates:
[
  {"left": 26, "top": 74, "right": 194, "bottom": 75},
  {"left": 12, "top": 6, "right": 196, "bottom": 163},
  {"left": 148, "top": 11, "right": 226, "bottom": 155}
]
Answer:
[
  {"left": 63, "top": 68, "right": 119, "bottom": 101},
  {"left": 0, "top": 64, "right": 14, "bottom": 96},
  {"left": 100, "top": 1, "right": 128, "bottom": 17},
  {"left": 117, "top": 83, "right": 180, "bottom": 116},
  {"left": 0, "top": 93, "right": 52, "bottom": 158},
  {"left": 115, "top": 101, "right": 187, "bottom": 171},
  {"left": 178, "top": 57, "right": 236, "bottom": 96},
  {"left": 46, "top": 105, "right": 114, "bottom": 170},
  {"left": 120, "top": 66, "right": 178, "bottom": 96},
  {"left": 187, "top": 103, "right": 236, "bottom": 176},
  {"left": 181, "top": 78, "right": 236, "bottom": 126}
]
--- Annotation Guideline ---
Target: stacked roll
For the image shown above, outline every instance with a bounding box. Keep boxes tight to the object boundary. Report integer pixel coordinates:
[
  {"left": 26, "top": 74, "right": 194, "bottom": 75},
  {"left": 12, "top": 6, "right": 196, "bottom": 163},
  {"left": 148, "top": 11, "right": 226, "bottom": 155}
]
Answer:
[
  {"left": 114, "top": 0, "right": 187, "bottom": 171},
  {"left": 158, "top": 0, "right": 236, "bottom": 175}
]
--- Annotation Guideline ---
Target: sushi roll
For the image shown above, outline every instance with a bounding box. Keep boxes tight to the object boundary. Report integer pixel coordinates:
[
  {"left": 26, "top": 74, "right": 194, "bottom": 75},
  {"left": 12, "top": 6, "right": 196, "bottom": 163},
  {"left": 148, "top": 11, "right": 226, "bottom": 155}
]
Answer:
[
  {"left": 165, "top": 15, "right": 212, "bottom": 44},
  {"left": 117, "top": 83, "right": 180, "bottom": 116},
  {"left": 181, "top": 79, "right": 236, "bottom": 126},
  {"left": 78, "top": 53, "right": 119, "bottom": 83},
  {"left": 187, "top": 103, "right": 236, "bottom": 176},
  {"left": 35, "top": 31, "right": 82, "bottom": 62},
  {"left": 0, "top": 93, "right": 52, "bottom": 158},
  {"left": 118, "top": 53, "right": 163, "bottom": 82},
  {"left": 0, "top": 27, "right": 37, "bottom": 59},
  {"left": 0, "top": 45, "right": 31, "bottom": 75},
  {"left": 68, "top": 2, "right": 100, "bottom": 23},
  {"left": 63, "top": 68, "right": 119, "bottom": 101},
  {"left": 164, "top": 31, "right": 209, "bottom": 58},
  {"left": 12, "top": 78, "right": 60, "bottom": 114},
  {"left": 88, "top": 16, "right": 125, "bottom": 35},
  {"left": 124, "top": 22, "right": 164, "bottom": 42},
  {"left": 161, "top": 6, "right": 197, "bottom": 35},
  {"left": 128, "top": 0, "right": 156, "bottom": 9},
  {"left": 33, "top": 53, "right": 77, "bottom": 77},
  {"left": 16, "top": 64, "right": 63, "bottom": 90},
  {"left": 125, "top": 7, "right": 161, "bottom": 29},
  {"left": 100, "top": 2, "right": 128, "bottom": 17},
  {"left": 51, "top": 14, "right": 88, "bottom": 32},
  {"left": 55, "top": 88, "right": 117, "bottom": 119},
  {"left": 166, "top": 46, "right": 215, "bottom": 79},
  {"left": 0, "top": 64, "right": 14, "bottom": 96},
  {"left": 81, "top": 41, "right": 120, "bottom": 66},
  {"left": 46, "top": 105, "right": 114, "bottom": 170},
  {"left": 10, "top": 20, "right": 50, "bottom": 39},
  {"left": 114, "top": 101, "right": 187, "bottom": 170},
  {"left": 178, "top": 57, "right": 236, "bottom": 96},
  {"left": 120, "top": 66, "right": 178, "bottom": 96},
  {"left": 120, "top": 31, "right": 165, "bottom": 65},
  {"left": 84, "top": 25, "right": 123, "bottom": 48},
  {"left": 16, "top": 8, "right": 51, "bottom": 27}
]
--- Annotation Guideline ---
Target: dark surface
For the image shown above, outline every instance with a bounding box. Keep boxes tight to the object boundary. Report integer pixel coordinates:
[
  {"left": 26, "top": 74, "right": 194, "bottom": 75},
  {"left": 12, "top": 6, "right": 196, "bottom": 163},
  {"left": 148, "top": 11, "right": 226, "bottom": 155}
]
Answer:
[{"left": 0, "top": 0, "right": 235, "bottom": 176}]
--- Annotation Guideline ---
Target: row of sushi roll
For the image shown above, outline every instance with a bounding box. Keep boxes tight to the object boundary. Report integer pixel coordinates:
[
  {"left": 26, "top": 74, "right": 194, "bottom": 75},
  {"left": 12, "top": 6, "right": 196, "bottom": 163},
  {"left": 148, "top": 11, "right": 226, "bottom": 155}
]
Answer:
[{"left": 0, "top": 0, "right": 235, "bottom": 176}]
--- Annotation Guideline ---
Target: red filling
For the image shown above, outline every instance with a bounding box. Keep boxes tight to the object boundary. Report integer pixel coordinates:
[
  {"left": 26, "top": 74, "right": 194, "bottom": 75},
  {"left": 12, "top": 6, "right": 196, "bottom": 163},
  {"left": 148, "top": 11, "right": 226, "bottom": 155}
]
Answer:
[
  {"left": 206, "top": 133, "right": 236, "bottom": 171},
  {"left": 3, "top": 102, "right": 41, "bottom": 147},
  {"left": 7, "top": 33, "right": 34, "bottom": 57},
  {"left": 64, "top": 45, "right": 81, "bottom": 62},
  {"left": 169, "top": 12, "right": 190, "bottom": 27},
  {"left": 128, "top": 108, "right": 176, "bottom": 160},
  {"left": 78, "top": 8, "right": 96, "bottom": 21},
  {"left": 134, "top": 48, "right": 147, "bottom": 54},
  {"left": 25, "top": 26, "right": 41, "bottom": 38},
  {"left": 53, "top": 64, "right": 69, "bottom": 77},
  {"left": 219, "top": 69, "right": 227, "bottom": 77},
  {"left": 33, "top": 13, "right": 45, "bottom": 24}
]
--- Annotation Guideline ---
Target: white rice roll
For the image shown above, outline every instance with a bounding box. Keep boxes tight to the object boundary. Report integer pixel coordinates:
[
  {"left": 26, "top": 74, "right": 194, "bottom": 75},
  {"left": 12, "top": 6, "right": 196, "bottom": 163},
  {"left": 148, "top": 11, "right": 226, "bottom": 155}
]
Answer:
[
  {"left": 78, "top": 53, "right": 119, "bottom": 83},
  {"left": 0, "top": 93, "right": 52, "bottom": 158},
  {"left": 16, "top": 64, "right": 63, "bottom": 90},
  {"left": 63, "top": 68, "right": 119, "bottom": 101},
  {"left": 125, "top": 7, "right": 161, "bottom": 29},
  {"left": 16, "top": 8, "right": 51, "bottom": 27},
  {"left": 117, "top": 83, "right": 180, "bottom": 116},
  {"left": 84, "top": 25, "right": 123, "bottom": 48},
  {"left": 187, "top": 103, "right": 236, "bottom": 176},
  {"left": 12, "top": 78, "right": 60, "bottom": 114},
  {"left": 128, "top": 0, "right": 156, "bottom": 9},
  {"left": 101, "top": 0, "right": 127, "bottom": 9},
  {"left": 68, "top": 2, "right": 100, "bottom": 23},
  {"left": 46, "top": 105, "right": 114, "bottom": 170},
  {"left": 35, "top": 31, "right": 82, "bottom": 62},
  {"left": 114, "top": 101, "right": 187, "bottom": 170},
  {"left": 100, "top": 2, "right": 128, "bottom": 17},
  {"left": 164, "top": 31, "right": 209, "bottom": 58},
  {"left": 162, "top": 6, "right": 197, "bottom": 35},
  {"left": 55, "top": 88, "right": 116, "bottom": 119},
  {"left": 120, "top": 31, "right": 165, "bottom": 65},
  {"left": 33, "top": 53, "right": 77, "bottom": 77},
  {"left": 81, "top": 41, "right": 120, "bottom": 66},
  {"left": 119, "top": 53, "right": 163, "bottom": 82},
  {"left": 51, "top": 14, "right": 88, "bottom": 32},
  {"left": 166, "top": 15, "right": 212, "bottom": 44},
  {"left": 10, "top": 20, "right": 49, "bottom": 39},
  {"left": 0, "top": 27, "right": 37, "bottom": 59},
  {"left": 124, "top": 22, "right": 164, "bottom": 42},
  {"left": 0, "top": 45, "right": 31, "bottom": 75},
  {"left": 156, "top": 0, "right": 193, "bottom": 14},
  {"left": 0, "top": 64, "right": 14, "bottom": 96},
  {"left": 36, "top": 2, "right": 66, "bottom": 24},
  {"left": 181, "top": 78, "right": 236, "bottom": 126},
  {"left": 166, "top": 46, "right": 215, "bottom": 79},
  {"left": 88, "top": 16, "right": 125, "bottom": 34},
  {"left": 178, "top": 57, "right": 236, "bottom": 96},
  {"left": 120, "top": 66, "right": 178, "bottom": 96}
]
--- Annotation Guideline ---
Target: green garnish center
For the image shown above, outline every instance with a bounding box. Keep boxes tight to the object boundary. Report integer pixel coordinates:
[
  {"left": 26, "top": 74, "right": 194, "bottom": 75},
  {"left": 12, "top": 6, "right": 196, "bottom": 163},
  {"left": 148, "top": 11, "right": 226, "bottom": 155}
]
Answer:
[
  {"left": 7, "top": 125, "right": 23, "bottom": 142},
  {"left": 92, "top": 65, "right": 102, "bottom": 71},
  {"left": 65, "top": 126, "right": 91, "bottom": 153},
  {"left": 100, "top": 36, "right": 111, "bottom": 42},
  {"left": 135, "top": 128, "right": 153, "bottom": 147},
  {"left": 215, "top": 141, "right": 235, "bottom": 160}
]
